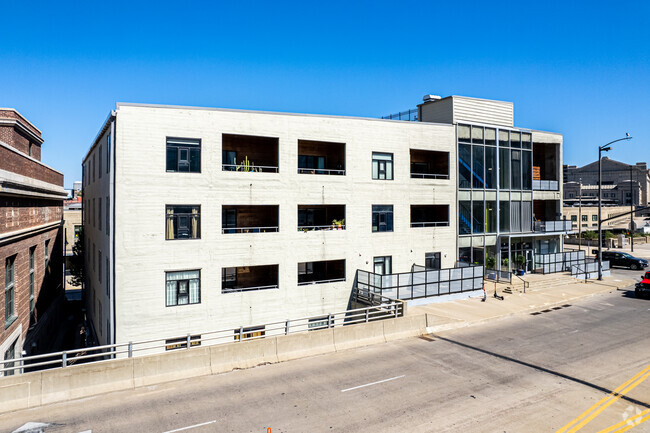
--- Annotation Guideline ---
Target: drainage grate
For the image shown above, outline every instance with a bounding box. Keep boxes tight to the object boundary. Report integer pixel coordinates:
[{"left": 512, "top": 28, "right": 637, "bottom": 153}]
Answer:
[
  {"left": 530, "top": 312, "right": 542, "bottom": 316},
  {"left": 552, "top": 307, "right": 563, "bottom": 310},
  {"left": 541, "top": 309, "right": 553, "bottom": 313},
  {"left": 562, "top": 304, "right": 571, "bottom": 308}
]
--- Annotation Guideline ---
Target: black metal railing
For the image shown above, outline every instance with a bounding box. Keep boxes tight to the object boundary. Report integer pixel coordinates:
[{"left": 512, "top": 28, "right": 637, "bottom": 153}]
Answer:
[{"left": 381, "top": 108, "right": 419, "bottom": 122}]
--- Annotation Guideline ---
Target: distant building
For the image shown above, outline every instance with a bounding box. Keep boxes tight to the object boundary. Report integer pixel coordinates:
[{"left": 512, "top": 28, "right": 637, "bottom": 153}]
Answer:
[
  {"left": 562, "top": 205, "right": 633, "bottom": 231},
  {"left": 0, "top": 109, "right": 67, "bottom": 373},
  {"left": 564, "top": 158, "right": 650, "bottom": 206}
]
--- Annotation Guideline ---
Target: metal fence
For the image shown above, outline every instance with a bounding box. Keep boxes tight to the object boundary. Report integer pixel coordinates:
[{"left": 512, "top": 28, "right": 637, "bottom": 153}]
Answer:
[
  {"left": 534, "top": 220, "right": 573, "bottom": 233},
  {"left": 570, "top": 260, "right": 610, "bottom": 279},
  {"left": 356, "top": 265, "right": 484, "bottom": 301},
  {"left": 534, "top": 250, "right": 586, "bottom": 274},
  {"left": 0, "top": 300, "right": 404, "bottom": 377},
  {"left": 381, "top": 108, "right": 419, "bottom": 122},
  {"left": 484, "top": 269, "right": 512, "bottom": 283}
]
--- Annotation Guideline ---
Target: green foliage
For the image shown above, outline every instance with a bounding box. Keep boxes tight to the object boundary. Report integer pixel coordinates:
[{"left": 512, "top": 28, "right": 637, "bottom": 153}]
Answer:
[
  {"left": 485, "top": 256, "right": 496, "bottom": 270},
  {"left": 581, "top": 231, "right": 598, "bottom": 240},
  {"left": 69, "top": 228, "right": 85, "bottom": 287},
  {"left": 515, "top": 254, "right": 526, "bottom": 270}
]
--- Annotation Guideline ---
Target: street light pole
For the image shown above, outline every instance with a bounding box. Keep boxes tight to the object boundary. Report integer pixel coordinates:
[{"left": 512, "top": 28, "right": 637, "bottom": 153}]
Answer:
[
  {"left": 578, "top": 178, "right": 582, "bottom": 250},
  {"left": 631, "top": 166, "right": 634, "bottom": 252},
  {"left": 598, "top": 134, "right": 633, "bottom": 280}
]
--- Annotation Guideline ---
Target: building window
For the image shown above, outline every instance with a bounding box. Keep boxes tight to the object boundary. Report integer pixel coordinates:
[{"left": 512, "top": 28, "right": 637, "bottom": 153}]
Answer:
[
  {"left": 592, "top": 215, "right": 598, "bottom": 222},
  {"left": 106, "top": 257, "right": 110, "bottom": 297},
  {"left": 74, "top": 225, "right": 82, "bottom": 238},
  {"left": 5, "top": 256, "right": 16, "bottom": 326},
  {"left": 98, "top": 145, "right": 102, "bottom": 179},
  {"left": 372, "top": 152, "right": 393, "bottom": 180},
  {"left": 45, "top": 240, "right": 50, "bottom": 269},
  {"left": 3, "top": 338, "right": 16, "bottom": 376},
  {"left": 98, "top": 251, "right": 102, "bottom": 283},
  {"left": 166, "top": 270, "right": 200, "bottom": 306},
  {"left": 166, "top": 205, "right": 200, "bottom": 239},
  {"left": 166, "top": 137, "right": 201, "bottom": 173},
  {"left": 373, "top": 256, "right": 392, "bottom": 275},
  {"left": 106, "top": 133, "right": 111, "bottom": 173},
  {"left": 165, "top": 335, "right": 201, "bottom": 350},
  {"left": 29, "top": 247, "right": 35, "bottom": 318},
  {"left": 92, "top": 198, "right": 95, "bottom": 227},
  {"left": 98, "top": 198, "right": 102, "bottom": 231},
  {"left": 93, "top": 153, "right": 96, "bottom": 182},
  {"left": 234, "top": 326, "right": 265, "bottom": 341},
  {"left": 106, "top": 196, "right": 110, "bottom": 235},
  {"left": 582, "top": 215, "right": 588, "bottom": 222},
  {"left": 372, "top": 205, "right": 394, "bottom": 232},
  {"left": 571, "top": 215, "right": 577, "bottom": 222}
]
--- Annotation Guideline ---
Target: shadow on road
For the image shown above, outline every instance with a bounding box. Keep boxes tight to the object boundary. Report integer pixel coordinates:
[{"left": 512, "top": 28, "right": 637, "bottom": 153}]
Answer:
[{"left": 431, "top": 334, "right": 650, "bottom": 409}]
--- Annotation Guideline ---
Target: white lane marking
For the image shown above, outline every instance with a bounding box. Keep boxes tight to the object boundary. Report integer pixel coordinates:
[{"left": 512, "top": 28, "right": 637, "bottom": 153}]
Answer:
[
  {"left": 12, "top": 423, "right": 51, "bottom": 433},
  {"left": 341, "top": 375, "right": 405, "bottom": 393},
  {"left": 78, "top": 431, "right": 92, "bottom": 433},
  {"left": 162, "top": 420, "right": 217, "bottom": 433}
]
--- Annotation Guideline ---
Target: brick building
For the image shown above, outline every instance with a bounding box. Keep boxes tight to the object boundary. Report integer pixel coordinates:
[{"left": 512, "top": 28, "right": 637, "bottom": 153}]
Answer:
[{"left": 0, "top": 109, "right": 67, "bottom": 375}]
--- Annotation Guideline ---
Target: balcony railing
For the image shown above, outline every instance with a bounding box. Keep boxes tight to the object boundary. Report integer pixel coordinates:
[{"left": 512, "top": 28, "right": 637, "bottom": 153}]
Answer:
[
  {"left": 533, "top": 180, "right": 559, "bottom": 191},
  {"left": 297, "top": 278, "right": 346, "bottom": 286},
  {"left": 298, "top": 225, "right": 345, "bottom": 232},
  {"left": 381, "top": 108, "right": 419, "bottom": 122},
  {"left": 222, "top": 226, "right": 279, "bottom": 234},
  {"left": 534, "top": 220, "right": 573, "bottom": 233},
  {"left": 222, "top": 284, "right": 279, "bottom": 294},
  {"left": 223, "top": 164, "right": 279, "bottom": 173},
  {"left": 410, "top": 173, "right": 450, "bottom": 180},
  {"left": 297, "top": 168, "right": 345, "bottom": 175},
  {"left": 410, "top": 221, "right": 450, "bottom": 228}
]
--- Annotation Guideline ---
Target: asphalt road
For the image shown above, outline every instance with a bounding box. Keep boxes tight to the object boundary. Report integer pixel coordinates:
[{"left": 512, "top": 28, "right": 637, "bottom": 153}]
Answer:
[{"left": 2, "top": 290, "right": 649, "bottom": 433}]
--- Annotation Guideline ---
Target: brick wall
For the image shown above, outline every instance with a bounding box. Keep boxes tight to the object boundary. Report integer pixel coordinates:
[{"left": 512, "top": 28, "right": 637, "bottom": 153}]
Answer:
[
  {"left": 0, "top": 145, "right": 62, "bottom": 186},
  {"left": 0, "top": 198, "right": 62, "bottom": 235},
  {"left": 0, "top": 109, "right": 42, "bottom": 161},
  {"left": 0, "top": 225, "right": 62, "bottom": 355}
]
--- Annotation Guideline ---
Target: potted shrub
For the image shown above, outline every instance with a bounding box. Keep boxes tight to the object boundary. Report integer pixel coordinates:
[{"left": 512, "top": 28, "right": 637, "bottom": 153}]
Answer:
[
  {"left": 486, "top": 256, "right": 496, "bottom": 270},
  {"left": 515, "top": 254, "right": 526, "bottom": 275}
]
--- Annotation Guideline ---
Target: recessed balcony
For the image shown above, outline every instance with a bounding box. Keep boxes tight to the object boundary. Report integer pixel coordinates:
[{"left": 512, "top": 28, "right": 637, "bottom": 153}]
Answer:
[
  {"left": 222, "top": 134, "right": 279, "bottom": 173},
  {"left": 297, "top": 140, "right": 345, "bottom": 176},
  {"left": 222, "top": 205, "right": 279, "bottom": 233},
  {"left": 298, "top": 205, "right": 345, "bottom": 231},
  {"left": 222, "top": 264, "right": 279, "bottom": 293},
  {"left": 410, "top": 149, "right": 449, "bottom": 179},
  {"left": 411, "top": 205, "right": 450, "bottom": 228},
  {"left": 298, "top": 259, "right": 346, "bottom": 285}
]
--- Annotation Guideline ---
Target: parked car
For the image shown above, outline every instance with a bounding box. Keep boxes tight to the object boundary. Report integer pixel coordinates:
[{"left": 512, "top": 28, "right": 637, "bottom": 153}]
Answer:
[
  {"left": 635, "top": 279, "right": 650, "bottom": 299},
  {"left": 598, "top": 251, "right": 648, "bottom": 270}
]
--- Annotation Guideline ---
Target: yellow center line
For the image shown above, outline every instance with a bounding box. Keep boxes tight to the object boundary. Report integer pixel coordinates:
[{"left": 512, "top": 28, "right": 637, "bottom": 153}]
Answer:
[
  {"left": 556, "top": 365, "right": 650, "bottom": 433},
  {"left": 599, "top": 410, "right": 650, "bottom": 433}
]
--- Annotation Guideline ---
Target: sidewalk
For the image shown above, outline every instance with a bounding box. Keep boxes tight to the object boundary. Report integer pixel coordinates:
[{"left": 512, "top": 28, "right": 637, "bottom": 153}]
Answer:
[{"left": 409, "top": 273, "right": 638, "bottom": 333}]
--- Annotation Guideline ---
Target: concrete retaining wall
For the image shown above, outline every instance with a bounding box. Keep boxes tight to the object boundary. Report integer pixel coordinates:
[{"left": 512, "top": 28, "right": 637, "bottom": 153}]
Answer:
[{"left": 0, "top": 314, "right": 429, "bottom": 415}]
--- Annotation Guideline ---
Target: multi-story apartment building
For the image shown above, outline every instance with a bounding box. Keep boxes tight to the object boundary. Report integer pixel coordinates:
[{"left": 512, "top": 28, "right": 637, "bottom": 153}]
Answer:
[
  {"left": 82, "top": 103, "right": 457, "bottom": 346},
  {"left": 83, "top": 95, "right": 567, "bottom": 347},
  {"left": 413, "top": 95, "right": 568, "bottom": 272},
  {"left": 0, "top": 109, "right": 66, "bottom": 373}
]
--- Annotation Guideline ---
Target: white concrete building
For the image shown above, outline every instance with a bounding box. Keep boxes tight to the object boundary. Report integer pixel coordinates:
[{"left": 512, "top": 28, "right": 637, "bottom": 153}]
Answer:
[{"left": 82, "top": 104, "right": 457, "bottom": 346}]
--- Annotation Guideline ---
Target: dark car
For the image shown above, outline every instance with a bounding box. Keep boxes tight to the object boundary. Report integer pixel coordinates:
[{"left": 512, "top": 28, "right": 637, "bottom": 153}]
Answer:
[
  {"left": 635, "top": 279, "right": 650, "bottom": 299},
  {"left": 599, "top": 251, "right": 648, "bottom": 270}
]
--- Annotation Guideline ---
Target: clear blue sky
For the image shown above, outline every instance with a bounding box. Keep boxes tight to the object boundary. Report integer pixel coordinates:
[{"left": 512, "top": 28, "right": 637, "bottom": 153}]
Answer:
[{"left": 2, "top": 1, "right": 649, "bottom": 188}]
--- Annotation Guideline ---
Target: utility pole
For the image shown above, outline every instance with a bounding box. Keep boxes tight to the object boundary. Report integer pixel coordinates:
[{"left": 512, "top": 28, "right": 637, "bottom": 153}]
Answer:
[
  {"left": 578, "top": 178, "right": 582, "bottom": 251},
  {"left": 631, "top": 166, "right": 634, "bottom": 252}
]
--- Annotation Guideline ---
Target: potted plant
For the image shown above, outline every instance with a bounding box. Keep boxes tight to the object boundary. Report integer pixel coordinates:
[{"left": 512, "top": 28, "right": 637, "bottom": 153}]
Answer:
[
  {"left": 332, "top": 219, "right": 344, "bottom": 230},
  {"left": 486, "top": 256, "right": 496, "bottom": 270},
  {"left": 515, "top": 254, "right": 526, "bottom": 275}
]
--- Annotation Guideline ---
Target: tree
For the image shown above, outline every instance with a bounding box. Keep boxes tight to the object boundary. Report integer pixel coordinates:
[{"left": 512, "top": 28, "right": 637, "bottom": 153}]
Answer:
[{"left": 68, "top": 228, "right": 85, "bottom": 287}]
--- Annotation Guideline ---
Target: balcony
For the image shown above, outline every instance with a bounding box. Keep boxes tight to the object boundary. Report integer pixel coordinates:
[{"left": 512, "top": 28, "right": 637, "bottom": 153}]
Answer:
[
  {"left": 411, "top": 205, "right": 450, "bottom": 228},
  {"left": 298, "top": 205, "right": 345, "bottom": 231},
  {"left": 298, "top": 259, "right": 346, "bottom": 285},
  {"left": 533, "top": 179, "right": 559, "bottom": 191},
  {"left": 222, "top": 264, "right": 279, "bottom": 293},
  {"left": 534, "top": 220, "right": 573, "bottom": 233},
  {"left": 410, "top": 149, "right": 449, "bottom": 179},
  {"left": 297, "top": 140, "right": 345, "bottom": 176},
  {"left": 222, "top": 134, "right": 279, "bottom": 173},
  {"left": 222, "top": 205, "right": 279, "bottom": 233}
]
